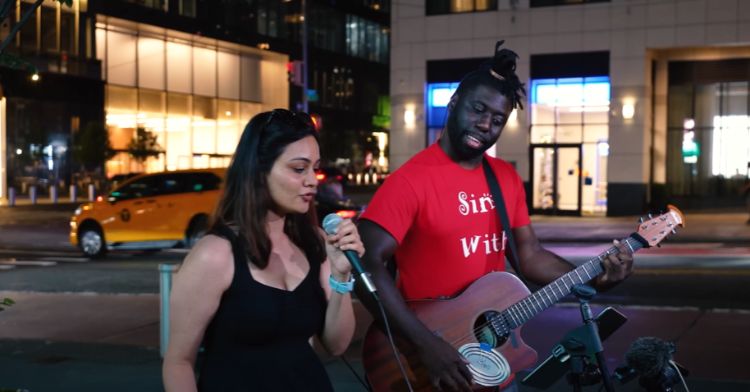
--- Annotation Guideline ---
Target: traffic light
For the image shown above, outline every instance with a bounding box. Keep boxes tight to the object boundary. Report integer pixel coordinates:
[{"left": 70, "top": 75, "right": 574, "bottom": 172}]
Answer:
[{"left": 287, "top": 60, "right": 304, "bottom": 87}]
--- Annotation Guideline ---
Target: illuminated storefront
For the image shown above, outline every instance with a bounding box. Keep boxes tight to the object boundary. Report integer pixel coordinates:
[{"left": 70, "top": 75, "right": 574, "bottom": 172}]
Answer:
[
  {"left": 96, "top": 17, "right": 289, "bottom": 175},
  {"left": 529, "top": 76, "right": 610, "bottom": 215}
]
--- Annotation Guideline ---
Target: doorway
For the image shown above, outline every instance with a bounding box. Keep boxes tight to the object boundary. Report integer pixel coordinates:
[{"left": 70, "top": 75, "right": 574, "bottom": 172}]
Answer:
[{"left": 530, "top": 144, "right": 582, "bottom": 215}]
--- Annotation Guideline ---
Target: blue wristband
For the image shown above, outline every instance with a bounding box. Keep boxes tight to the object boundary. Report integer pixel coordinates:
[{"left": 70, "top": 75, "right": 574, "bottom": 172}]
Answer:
[{"left": 329, "top": 274, "right": 355, "bottom": 294}]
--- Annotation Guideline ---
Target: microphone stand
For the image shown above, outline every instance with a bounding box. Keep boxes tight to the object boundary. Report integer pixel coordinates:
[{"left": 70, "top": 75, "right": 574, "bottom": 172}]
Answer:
[{"left": 566, "top": 284, "right": 615, "bottom": 392}]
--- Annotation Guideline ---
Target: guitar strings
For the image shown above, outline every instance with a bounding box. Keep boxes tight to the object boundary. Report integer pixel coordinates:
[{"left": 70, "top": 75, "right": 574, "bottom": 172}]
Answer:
[{"left": 444, "top": 238, "right": 638, "bottom": 348}]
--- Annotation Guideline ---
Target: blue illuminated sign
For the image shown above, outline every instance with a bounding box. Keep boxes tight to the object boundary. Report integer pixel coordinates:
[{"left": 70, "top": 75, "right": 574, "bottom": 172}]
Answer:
[{"left": 531, "top": 76, "right": 610, "bottom": 106}]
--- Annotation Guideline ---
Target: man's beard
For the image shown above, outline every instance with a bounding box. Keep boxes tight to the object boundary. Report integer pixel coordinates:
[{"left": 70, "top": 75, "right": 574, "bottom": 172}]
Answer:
[{"left": 446, "top": 111, "right": 487, "bottom": 161}]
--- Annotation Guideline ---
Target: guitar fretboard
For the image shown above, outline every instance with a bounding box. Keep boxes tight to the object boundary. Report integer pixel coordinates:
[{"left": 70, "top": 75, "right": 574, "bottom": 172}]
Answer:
[{"left": 488, "top": 235, "right": 646, "bottom": 336}]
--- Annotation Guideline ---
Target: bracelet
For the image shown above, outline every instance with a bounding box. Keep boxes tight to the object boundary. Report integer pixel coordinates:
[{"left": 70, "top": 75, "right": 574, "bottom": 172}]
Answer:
[{"left": 328, "top": 274, "right": 355, "bottom": 294}]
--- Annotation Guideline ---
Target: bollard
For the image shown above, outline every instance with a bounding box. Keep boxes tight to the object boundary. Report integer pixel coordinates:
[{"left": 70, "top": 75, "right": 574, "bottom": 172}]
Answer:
[
  {"left": 29, "top": 185, "right": 37, "bottom": 205},
  {"left": 159, "top": 263, "right": 178, "bottom": 357},
  {"left": 49, "top": 185, "right": 58, "bottom": 204},
  {"left": 88, "top": 184, "right": 96, "bottom": 201},
  {"left": 8, "top": 187, "right": 15, "bottom": 206},
  {"left": 70, "top": 184, "right": 77, "bottom": 202}
]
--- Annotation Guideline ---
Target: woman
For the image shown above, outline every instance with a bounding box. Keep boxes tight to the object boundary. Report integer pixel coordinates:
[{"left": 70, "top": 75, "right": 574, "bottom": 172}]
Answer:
[{"left": 163, "top": 109, "right": 361, "bottom": 391}]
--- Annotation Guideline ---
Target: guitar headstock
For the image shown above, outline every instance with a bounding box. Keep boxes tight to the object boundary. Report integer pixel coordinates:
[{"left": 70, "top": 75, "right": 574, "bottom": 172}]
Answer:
[{"left": 636, "top": 204, "right": 685, "bottom": 247}]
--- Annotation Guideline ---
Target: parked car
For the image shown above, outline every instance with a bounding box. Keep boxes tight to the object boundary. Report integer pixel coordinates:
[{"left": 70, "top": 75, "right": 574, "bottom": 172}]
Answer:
[
  {"left": 70, "top": 168, "right": 225, "bottom": 258},
  {"left": 70, "top": 167, "right": 363, "bottom": 258}
]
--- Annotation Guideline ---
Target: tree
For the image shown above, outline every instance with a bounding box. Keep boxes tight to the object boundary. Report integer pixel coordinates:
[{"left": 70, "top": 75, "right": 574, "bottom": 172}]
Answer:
[
  {"left": 127, "top": 127, "right": 162, "bottom": 166},
  {"left": 72, "top": 121, "right": 115, "bottom": 172}
]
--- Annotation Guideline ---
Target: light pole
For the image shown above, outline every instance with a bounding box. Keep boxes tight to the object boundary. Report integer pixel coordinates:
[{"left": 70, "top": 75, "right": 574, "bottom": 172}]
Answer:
[{"left": 301, "top": 0, "right": 309, "bottom": 113}]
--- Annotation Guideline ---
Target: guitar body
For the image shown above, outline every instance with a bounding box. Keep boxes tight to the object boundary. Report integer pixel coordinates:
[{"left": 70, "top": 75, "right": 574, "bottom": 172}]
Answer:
[
  {"left": 362, "top": 272, "right": 538, "bottom": 391},
  {"left": 362, "top": 206, "right": 686, "bottom": 391}
]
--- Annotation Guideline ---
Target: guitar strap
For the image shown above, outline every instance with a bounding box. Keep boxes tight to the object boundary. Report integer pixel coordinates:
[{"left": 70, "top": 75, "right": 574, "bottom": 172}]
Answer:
[{"left": 482, "top": 157, "right": 529, "bottom": 287}]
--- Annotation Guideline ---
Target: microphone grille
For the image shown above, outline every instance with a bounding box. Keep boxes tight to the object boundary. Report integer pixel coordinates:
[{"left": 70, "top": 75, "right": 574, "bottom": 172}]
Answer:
[
  {"left": 626, "top": 337, "right": 674, "bottom": 377},
  {"left": 322, "top": 213, "right": 342, "bottom": 235}
]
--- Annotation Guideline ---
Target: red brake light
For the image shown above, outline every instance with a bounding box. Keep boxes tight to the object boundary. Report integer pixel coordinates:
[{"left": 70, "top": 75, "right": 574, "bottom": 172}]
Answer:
[
  {"left": 336, "top": 210, "right": 357, "bottom": 219},
  {"left": 96, "top": 196, "right": 104, "bottom": 202}
]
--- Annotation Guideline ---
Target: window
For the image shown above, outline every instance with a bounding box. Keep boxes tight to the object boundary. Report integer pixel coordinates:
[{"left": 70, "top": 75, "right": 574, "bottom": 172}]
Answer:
[
  {"left": 19, "top": 2, "right": 37, "bottom": 52},
  {"left": 426, "top": 0, "right": 497, "bottom": 15},
  {"left": 530, "top": 76, "right": 610, "bottom": 144},
  {"left": 667, "top": 81, "right": 750, "bottom": 197},
  {"left": 426, "top": 82, "right": 459, "bottom": 145},
  {"left": 179, "top": 0, "right": 196, "bottom": 17},
  {"left": 123, "top": 0, "right": 167, "bottom": 12},
  {"left": 312, "top": 65, "right": 356, "bottom": 110},
  {"left": 60, "top": 9, "right": 75, "bottom": 54},
  {"left": 40, "top": 5, "right": 56, "bottom": 53},
  {"left": 156, "top": 174, "right": 187, "bottom": 196},
  {"left": 109, "top": 176, "right": 160, "bottom": 201},
  {"left": 530, "top": 0, "right": 609, "bottom": 7},
  {"left": 345, "top": 15, "right": 389, "bottom": 64},
  {"left": 186, "top": 172, "right": 222, "bottom": 192},
  {"left": 310, "top": 6, "right": 345, "bottom": 53}
]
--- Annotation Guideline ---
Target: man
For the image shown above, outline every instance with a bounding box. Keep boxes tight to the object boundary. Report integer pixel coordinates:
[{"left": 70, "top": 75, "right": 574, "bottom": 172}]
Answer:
[{"left": 356, "top": 42, "right": 634, "bottom": 392}]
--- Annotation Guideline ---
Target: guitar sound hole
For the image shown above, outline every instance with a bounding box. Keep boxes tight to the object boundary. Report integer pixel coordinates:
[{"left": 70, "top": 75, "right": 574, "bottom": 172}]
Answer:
[{"left": 473, "top": 311, "right": 508, "bottom": 348}]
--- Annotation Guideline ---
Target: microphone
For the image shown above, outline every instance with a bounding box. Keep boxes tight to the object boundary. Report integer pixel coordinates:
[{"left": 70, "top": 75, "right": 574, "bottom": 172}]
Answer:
[
  {"left": 322, "top": 213, "right": 377, "bottom": 294},
  {"left": 625, "top": 337, "right": 674, "bottom": 378},
  {"left": 624, "top": 336, "right": 687, "bottom": 392}
]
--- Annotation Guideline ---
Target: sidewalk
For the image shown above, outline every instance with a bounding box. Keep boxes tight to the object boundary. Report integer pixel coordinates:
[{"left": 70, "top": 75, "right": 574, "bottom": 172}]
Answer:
[
  {"left": 1, "top": 200, "right": 749, "bottom": 391},
  {"left": 530, "top": 210, "right": 750, "bottom": 245},
  {"left": 1, "top": 291, "right": 750, "bottom": 391}
]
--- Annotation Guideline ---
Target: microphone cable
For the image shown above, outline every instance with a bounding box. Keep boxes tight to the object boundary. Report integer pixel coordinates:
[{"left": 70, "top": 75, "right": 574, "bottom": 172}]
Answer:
[
  {"left": 338, "top": 355, "right": 371, "bottom": 391},
  {"left": 335, "top": 293, "right": 414, "bottom": 392},
  {"left": 373, "top": 293, "right": 415, "bottom": 392},
  {"left": 669, "top": 359, "right": 690, "bottom": 392}
]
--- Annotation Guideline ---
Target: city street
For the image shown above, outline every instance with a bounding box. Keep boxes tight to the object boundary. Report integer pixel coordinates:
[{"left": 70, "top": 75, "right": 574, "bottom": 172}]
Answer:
[
  {"left": 1, "top": 203, "right": 749, "bottom": 391},
  {"left": 3, "top": 0, "right": 750, "bottom": 391}
]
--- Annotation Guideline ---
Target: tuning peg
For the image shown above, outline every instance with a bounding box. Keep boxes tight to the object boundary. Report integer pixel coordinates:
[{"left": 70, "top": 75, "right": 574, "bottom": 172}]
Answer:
[
  {"left": 657, "top": 243, "right": 661, "bottom": 248},
  {"left": 639, "top": 217, "right": 645, "bottom": 223},
  {"left": 648, "top": 213, "right": 653, "bottom": 219},
  {"left": 671, "top": 229, "right": 677, "bottom": 234}
]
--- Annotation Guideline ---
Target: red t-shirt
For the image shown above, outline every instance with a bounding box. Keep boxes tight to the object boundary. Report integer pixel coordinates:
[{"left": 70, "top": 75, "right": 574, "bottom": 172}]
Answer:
[{"left": 361, "top": 144, "right": 530, "bottom": 300}]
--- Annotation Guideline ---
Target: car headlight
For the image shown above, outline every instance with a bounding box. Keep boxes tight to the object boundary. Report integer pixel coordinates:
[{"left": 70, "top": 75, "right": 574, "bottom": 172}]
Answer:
[{"left": 74, "top": 206, "right": 82, "bottom": 216}]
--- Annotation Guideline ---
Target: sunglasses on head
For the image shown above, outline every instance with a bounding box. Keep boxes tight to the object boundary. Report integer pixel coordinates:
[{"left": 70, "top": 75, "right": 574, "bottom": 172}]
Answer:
[{"left": 265, "top": 109, "right": 315, "bottom": 129}]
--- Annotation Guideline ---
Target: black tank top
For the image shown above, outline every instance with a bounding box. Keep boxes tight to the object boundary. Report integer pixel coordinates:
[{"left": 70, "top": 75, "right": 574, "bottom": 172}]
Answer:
[{"left": 197, "top": 224, "right": 333, "bottom": 391}]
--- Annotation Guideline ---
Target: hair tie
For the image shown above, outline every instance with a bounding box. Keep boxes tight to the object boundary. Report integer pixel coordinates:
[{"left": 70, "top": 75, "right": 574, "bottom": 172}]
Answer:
[{"left": 489, "top": 68, "right": 506, "bottom": 81}]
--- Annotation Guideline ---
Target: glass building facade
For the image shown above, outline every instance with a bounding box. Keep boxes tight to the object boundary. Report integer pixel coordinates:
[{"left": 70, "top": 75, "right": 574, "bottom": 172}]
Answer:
[
  {"left": 95, "top": 18, "right": 287, "bottom": 175},
  {"left": 666, "top": 60, "right": 750, "bottom": 207}
]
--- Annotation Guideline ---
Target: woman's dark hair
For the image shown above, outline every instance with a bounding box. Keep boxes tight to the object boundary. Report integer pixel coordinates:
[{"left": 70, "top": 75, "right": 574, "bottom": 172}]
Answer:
[
  {"left": 454, "top": 40, "right": 527, "bottom": 110},
  {"left": 213, "top": 109, "right": 326, "bottom": 268}
]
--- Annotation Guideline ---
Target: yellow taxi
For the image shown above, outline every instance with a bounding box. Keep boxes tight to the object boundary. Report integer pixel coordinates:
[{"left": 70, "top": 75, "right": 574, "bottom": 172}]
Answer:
[{"left": 70, "top": 168, "right": 226, "bottom": 258}]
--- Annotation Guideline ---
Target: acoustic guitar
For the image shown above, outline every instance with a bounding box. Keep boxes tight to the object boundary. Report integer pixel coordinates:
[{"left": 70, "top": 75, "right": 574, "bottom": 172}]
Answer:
[{"left": 362, "top": 206, "right": 685, "bottom": 391}]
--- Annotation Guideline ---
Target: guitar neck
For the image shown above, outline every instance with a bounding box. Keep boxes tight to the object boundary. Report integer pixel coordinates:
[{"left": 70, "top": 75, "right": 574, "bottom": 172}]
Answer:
[{"left": 498, "top": 234, "right": 646, "bottom": 329}]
